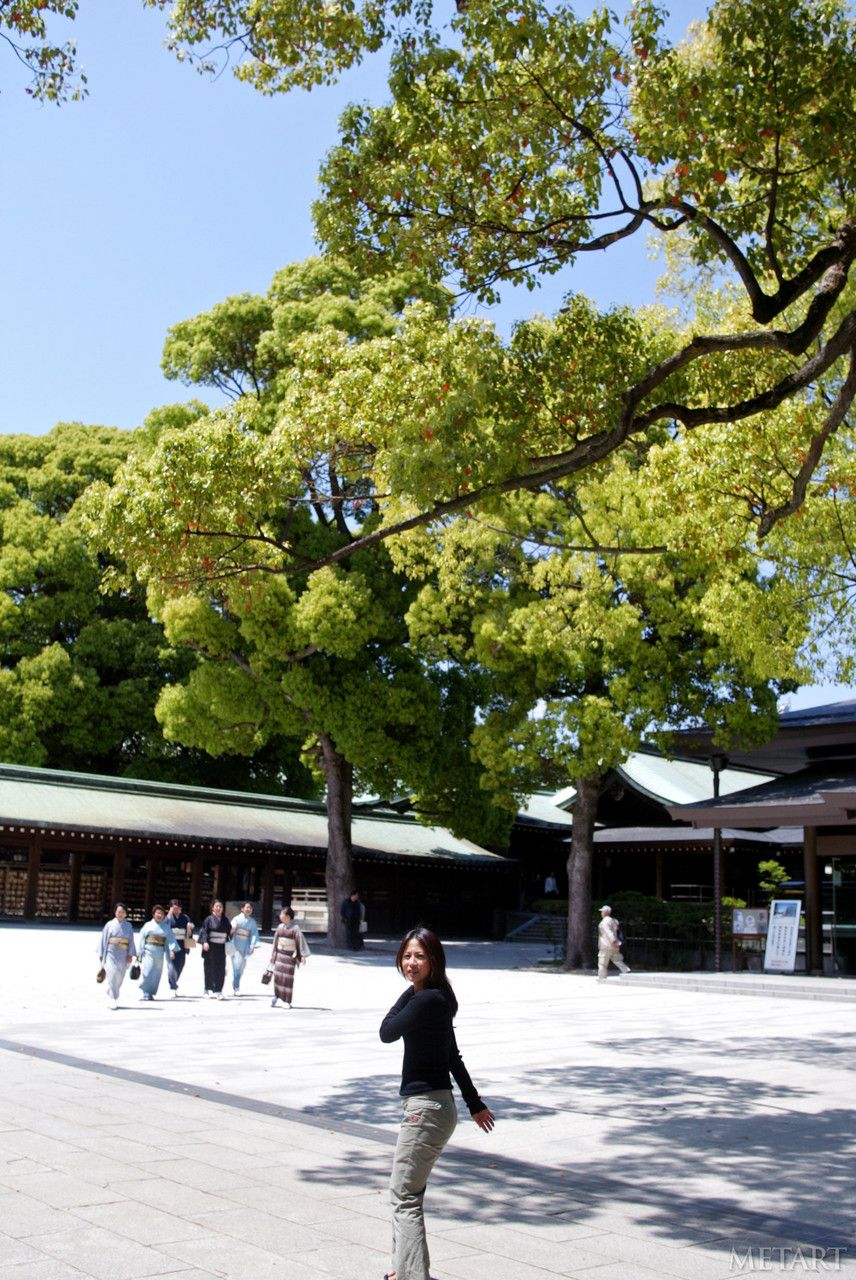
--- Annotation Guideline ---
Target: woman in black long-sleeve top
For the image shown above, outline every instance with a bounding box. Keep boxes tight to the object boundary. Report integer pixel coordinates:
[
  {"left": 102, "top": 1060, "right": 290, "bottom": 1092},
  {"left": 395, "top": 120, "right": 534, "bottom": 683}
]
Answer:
[{"left": 380, "top": 927, "right": 495, "bottom": 1280}]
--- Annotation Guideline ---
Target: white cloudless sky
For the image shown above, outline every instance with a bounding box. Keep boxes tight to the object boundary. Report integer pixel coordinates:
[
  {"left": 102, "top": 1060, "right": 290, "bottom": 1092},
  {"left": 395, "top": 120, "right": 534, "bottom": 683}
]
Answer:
[{"left": 1, "top": 1, "right": 850, "bottom": 710}]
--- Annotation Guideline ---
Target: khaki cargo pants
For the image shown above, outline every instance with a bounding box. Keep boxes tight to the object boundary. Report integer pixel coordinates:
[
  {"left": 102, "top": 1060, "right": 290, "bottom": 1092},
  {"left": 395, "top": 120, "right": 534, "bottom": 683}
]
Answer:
[{"left": 389, "top": 1089, "right": 457, "bottom": 1280}]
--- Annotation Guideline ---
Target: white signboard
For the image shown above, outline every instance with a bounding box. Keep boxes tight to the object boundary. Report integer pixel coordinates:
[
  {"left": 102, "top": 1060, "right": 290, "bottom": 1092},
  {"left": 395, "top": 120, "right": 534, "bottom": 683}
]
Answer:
[{"left": 763, "top": 899, "right": 802, "bottom": 973}]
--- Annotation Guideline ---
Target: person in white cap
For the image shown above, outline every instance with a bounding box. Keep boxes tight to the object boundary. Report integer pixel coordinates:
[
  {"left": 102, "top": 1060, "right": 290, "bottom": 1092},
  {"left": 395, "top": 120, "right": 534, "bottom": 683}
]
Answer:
[{"left": 597, "top": 905, "right": 630, "bottom": 982}]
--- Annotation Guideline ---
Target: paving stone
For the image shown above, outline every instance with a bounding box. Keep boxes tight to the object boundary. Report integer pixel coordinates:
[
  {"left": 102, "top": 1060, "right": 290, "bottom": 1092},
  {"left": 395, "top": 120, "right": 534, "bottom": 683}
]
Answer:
[
  {"left": 69, "top": 1200, "right": 212, "bottom": 1245},
  {"left": 1, "top": 1260, "right": 95, "bottom": 1280},
  {"left": 0, "top": 1192, "right": 82, "bottom": 1239},
  {"left": 0, "top": 1236, "right": 44, "bottom": 1267},
  {"left": 34, "top": 1225, "right": 182, "bottom": 1280},
  {"left": 0, "top": 1172, "right": 122, "bottom": 1210},
  {"left": 187, "top": 1206, "right": 323, "bottom": 1254}
]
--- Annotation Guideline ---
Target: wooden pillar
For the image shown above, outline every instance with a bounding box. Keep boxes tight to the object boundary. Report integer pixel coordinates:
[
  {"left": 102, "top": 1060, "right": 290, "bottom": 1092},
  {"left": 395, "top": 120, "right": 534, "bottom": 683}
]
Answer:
[
  {"left": 655, "top": 849, "right": 664, "bottom": 899},
  {"left": 803, "top": 825, "right": 822, "bottom": 974},
  {"left": 69, "top": 850, "right": 82, "bottom": 923},
  {"left": 190, "top": 853, "right": 204, "bottom": 921},
  {"left": 144, "top": 856, "right": 158, "bottom": 917},
  {"left": 112, "top": 849, "right": 126, "bottom": 910},
  {"left": 24, "top": 837, "right": 41, "bottom": 920},
  {"left": 262, "top": 854, "right": 275, "bottom": 932}
]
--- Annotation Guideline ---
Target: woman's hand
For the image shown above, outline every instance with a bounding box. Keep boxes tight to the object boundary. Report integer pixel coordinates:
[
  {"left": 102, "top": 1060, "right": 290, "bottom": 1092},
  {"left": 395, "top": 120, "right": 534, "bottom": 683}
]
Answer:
[{"left": 472, "top": 1108, "right": 496, "bottom": 1133}]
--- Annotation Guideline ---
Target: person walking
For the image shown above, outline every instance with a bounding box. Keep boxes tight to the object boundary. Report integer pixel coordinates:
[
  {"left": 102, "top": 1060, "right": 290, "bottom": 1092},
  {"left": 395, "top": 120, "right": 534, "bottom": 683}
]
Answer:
[
  {"left": 340, "top": 889, "right": 364, "bottom": 950},
  {"left": 198, "top": 899, "right": 232, "bottom": 999},
  {"left": 229, "top": 900, "right": 260, "bottom": 995},
  {"left": 137, "top": 905, "right": 181, "bottom": 1001},
  {"left": 269, "top": 906, "right": 310, "bottom": 1008},
  {"left": 165, "top": 898, "right": 194, "bottom": 997},
  {"left": 98, "top": 903, "right": 137, "bottom": 1010},
  {"left": 597, "top": 904, "right": 631, "bottom": 981},
  {"left": 380, "top": 926, "right": 495, "bottom": 1280}
]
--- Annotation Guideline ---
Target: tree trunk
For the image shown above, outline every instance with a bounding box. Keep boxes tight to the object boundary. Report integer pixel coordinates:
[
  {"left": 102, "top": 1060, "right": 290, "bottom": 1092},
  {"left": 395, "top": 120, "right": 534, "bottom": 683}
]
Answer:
[
  {"left": 319, "top": 732, "right": 355, "bottom": 949},
  {"left": 564, "top": 774, "right": 600, "bottom": 969}
]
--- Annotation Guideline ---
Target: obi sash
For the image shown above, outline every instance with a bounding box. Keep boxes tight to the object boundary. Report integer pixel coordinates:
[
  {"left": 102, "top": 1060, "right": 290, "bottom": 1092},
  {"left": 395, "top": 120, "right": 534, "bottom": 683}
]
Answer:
[
  {"left": 235, "top": 927, "right": 250, "bottom": 939},
  {"left": 279, "top": 937, "right": 297, "bottom": 955},
  {"left": 146, "top": 935, "right": 166, "bottom": 946},
  {"left": 108, "top": 937, "right": 129, "bottom": 949},
  {"left": 208, "top": 931, "right": 227, "bottom": 944},
  {"left": 171, "top": 926, "right": 187, "bottom": 939}
]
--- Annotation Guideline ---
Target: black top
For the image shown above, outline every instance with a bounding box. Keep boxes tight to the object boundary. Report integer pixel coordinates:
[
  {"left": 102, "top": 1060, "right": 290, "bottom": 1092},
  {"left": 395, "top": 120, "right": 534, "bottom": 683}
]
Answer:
[{"left": 380, "top": 986, "right": 485, "bottom": 1116}]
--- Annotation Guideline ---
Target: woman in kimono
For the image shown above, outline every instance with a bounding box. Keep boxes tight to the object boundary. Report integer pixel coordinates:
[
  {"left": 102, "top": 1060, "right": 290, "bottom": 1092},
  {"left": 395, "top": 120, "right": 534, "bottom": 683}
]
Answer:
[
  {"left": 99, "top": 903, "right": 137, "bottom": 1010},
  {"left": 199, "top": 898, "right": 232, "bottom": 999},
  {"left": 137, "top": 905, "right": 180, "bottom": 1001},
  {"left": 269, "top": 907, "right": 310, "bottom": 1008},
  {"left": 229, "top": 900, "right": 260, "bottom": 994}
]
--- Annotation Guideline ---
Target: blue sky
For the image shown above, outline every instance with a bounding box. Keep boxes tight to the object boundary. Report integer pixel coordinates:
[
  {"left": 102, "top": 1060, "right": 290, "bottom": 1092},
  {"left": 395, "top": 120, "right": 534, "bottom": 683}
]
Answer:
[
  {"left": 0, "top": 1, "right": 849, "bottom": 709},
  {"left": 2, "top": 1, "right": 706, "bottom": 440}
]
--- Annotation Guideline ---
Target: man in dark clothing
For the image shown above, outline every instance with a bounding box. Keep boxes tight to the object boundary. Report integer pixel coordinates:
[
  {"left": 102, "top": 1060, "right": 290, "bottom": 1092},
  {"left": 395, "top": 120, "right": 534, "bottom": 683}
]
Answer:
[{"left": 341, "top": 889, "right": 364, "bottom": 950}]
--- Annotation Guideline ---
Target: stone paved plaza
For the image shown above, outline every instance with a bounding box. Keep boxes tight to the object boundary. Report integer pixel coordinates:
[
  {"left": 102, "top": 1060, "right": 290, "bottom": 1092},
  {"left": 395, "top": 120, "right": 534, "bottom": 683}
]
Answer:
[{"left": 0, "top": 924, "right": 855, "bottom": 1279}]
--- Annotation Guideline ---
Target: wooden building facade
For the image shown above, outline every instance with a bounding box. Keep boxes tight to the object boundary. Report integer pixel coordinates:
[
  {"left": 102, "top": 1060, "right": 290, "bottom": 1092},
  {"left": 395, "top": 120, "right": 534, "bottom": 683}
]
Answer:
[{"left": 0, "top": 765, "right": 515, "bottom": 938}]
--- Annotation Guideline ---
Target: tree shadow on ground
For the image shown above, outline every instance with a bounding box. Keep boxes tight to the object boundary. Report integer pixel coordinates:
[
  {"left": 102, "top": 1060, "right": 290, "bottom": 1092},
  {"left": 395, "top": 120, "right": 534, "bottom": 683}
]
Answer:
[
  {"left": 298, "top": 1062, "right": 856, "bottom": 1248},
  {"left": 614, "top": 1033, "right": 856, "bottom": 1066}
]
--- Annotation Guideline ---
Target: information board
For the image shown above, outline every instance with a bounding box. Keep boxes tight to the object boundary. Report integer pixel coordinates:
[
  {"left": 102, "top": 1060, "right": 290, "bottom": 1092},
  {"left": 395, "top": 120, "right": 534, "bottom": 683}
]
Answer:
[
  {"left": 732, "top": 908, "right": 768, "bottom": 937},
  {"left": 763, "top": 899, "right": 802, "bottom": 972}
]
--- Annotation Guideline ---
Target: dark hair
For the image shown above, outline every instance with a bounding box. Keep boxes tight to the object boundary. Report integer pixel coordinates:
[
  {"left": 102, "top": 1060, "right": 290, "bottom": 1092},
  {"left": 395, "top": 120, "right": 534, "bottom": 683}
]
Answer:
[
  {"left": 395, "top": 927, "right": 458, "bottom": 1016},
  {"left": 169, "top": 898, "right": 182, "bottom": 908},
  {"left": 283, "top": 907, "right": 295, "bottom": 921},
  {"left": 210, "top": 899, "right": 224, "bottom": 910},
  {"left": 114, "top": 902, "right": 127, "bottom": 913},
  {"left": 152, "top": 904, "right": 165, "bottom": 915}
]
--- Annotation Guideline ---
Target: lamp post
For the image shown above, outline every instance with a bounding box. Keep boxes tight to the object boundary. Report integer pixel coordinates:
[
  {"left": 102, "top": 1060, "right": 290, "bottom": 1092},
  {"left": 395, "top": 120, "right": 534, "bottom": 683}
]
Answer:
[{"left": 711, "top": 753, "right": 727, "bottom": 972}]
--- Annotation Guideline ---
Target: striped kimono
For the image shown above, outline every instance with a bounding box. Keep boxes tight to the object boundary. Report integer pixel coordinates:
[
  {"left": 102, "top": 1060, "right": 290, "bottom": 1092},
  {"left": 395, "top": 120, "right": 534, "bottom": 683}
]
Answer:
[{"left": 271, "top": 922, "right": 310, "bottom": 1006}]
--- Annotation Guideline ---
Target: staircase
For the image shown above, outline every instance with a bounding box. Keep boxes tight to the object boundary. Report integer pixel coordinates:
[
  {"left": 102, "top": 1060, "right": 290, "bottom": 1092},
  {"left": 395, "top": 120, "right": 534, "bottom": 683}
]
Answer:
[{"left": 505, "top": 911, "right": 566, "bottom": 949}]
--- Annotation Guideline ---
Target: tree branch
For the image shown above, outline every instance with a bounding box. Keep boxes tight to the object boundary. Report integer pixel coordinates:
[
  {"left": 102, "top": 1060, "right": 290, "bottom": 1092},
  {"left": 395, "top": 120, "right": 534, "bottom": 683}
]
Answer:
[{"left": 757, "top": 343, "right": 856, "bottom": 538}]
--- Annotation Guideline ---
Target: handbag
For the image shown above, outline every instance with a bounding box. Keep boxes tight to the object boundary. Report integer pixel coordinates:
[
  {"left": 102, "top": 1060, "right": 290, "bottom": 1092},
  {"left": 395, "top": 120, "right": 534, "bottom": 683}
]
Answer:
[
  {"left": 261, "top": 969, "right": 273, "bottom": 985},
  {"left": 129, "top": 962, "right": 141, "bottom": 981},
  {"left": 185, "top": 935, "right": 197, "bottom": 948},
  {"left": 96, "top": 967, "right": 106, "bottom": 983}
]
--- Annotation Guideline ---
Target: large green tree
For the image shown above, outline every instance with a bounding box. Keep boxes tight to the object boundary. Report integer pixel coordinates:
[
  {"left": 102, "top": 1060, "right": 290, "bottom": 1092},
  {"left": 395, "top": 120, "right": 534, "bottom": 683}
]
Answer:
[{"left": 87, "top": 261, "right": 513, "bottom": 945}]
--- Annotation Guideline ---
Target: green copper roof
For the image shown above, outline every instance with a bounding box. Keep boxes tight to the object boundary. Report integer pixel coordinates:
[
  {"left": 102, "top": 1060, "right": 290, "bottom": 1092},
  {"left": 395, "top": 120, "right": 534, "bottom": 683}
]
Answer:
[{"left": 0, "top": 764, "right": 508, "bottom": 865}]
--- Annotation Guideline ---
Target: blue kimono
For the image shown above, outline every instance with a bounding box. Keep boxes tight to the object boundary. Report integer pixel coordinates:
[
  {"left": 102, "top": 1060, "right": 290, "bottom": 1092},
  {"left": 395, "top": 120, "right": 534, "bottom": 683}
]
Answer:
[
  {"left": 99, "top": 917, "right": 137, "bottom": 1004},
  {"left": 229, "top": 910, "right": 260, "bottom": 992},
  {"left": 137, "top": 917, "right": 180, "bottom": 999}
]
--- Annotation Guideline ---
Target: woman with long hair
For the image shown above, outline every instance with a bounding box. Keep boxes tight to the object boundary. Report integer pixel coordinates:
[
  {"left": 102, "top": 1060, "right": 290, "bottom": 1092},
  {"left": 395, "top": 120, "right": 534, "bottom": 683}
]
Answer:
[{"left": 380, "top": 927, "right": 495, "bottom": 1280}]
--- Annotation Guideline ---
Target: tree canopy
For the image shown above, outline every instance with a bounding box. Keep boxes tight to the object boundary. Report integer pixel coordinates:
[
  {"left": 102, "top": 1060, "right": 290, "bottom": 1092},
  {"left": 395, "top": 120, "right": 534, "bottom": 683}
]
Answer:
[
  {"left": 147, "top": 0, "right": 855, "bottom": 566},
  {"left": 0, "top": 420, "right": 313, "bottom": 792}
]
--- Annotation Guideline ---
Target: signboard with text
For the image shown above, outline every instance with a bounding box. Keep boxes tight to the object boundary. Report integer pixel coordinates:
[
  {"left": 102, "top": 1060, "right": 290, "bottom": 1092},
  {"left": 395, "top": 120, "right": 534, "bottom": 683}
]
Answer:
[
  {"left": 763, "top": 899, "right": 802, "bottom": 972},
  {"left": 732, "top": 908, "right": 768, "bottom": 937}
]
